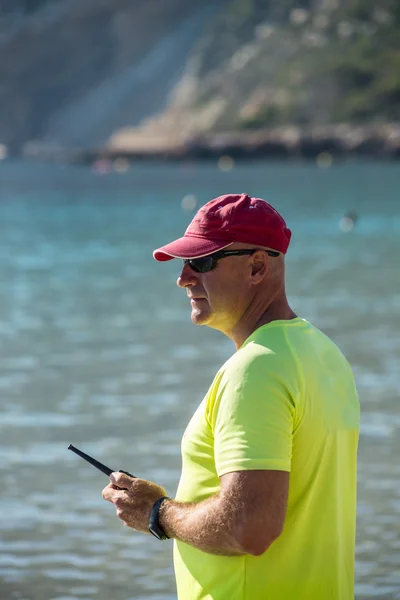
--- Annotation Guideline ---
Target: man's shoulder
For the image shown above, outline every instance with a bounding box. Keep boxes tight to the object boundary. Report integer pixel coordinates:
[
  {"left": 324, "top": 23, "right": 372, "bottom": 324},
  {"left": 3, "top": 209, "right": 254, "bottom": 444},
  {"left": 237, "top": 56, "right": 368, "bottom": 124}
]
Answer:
[
  {"left": 221, "top": 327, "right": 296, "bottom": 378},
  {"left": 239, "top": 318, "right": 309, "bottom": 361},
  {"left": 253, "top": 317, "right": 344, "bottom": 357},
  {"left": 225, "top": 318, "right": 349, "bottom": 379}
]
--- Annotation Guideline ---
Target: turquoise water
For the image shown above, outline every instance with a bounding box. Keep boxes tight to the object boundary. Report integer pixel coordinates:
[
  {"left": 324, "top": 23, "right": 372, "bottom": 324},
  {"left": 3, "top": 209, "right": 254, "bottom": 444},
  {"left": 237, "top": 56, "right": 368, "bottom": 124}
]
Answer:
[{"left": 0, "top": 159, "right": 399, "bottom": 600}]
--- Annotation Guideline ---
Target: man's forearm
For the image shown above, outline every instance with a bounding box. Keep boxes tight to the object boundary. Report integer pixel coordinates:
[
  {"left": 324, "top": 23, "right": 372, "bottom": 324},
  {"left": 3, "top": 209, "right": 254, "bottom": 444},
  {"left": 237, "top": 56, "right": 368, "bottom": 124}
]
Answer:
[{"left": 159, "top": 494, "right": 247, "bottom": 556}]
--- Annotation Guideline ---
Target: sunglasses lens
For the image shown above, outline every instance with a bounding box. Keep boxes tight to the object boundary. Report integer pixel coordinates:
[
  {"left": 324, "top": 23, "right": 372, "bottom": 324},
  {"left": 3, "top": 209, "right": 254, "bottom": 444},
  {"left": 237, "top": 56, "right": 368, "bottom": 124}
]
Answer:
[{"left": 186, "top": 256, "right": 215, "bottom": 273}]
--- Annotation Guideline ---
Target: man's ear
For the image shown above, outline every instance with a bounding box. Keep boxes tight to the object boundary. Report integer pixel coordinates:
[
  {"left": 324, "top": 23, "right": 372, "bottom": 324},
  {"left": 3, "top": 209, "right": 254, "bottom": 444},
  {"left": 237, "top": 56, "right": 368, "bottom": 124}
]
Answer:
[{"left": 250, "top": 251, "right": 268, "bottom": 283}]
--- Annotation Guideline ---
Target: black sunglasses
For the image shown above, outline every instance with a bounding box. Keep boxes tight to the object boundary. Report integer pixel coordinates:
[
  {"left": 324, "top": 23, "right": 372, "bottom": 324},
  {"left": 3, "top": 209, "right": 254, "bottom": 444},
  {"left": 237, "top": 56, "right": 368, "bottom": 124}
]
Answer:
[{"left": 182, "top": 248, "right": 280, "bottom": 274}]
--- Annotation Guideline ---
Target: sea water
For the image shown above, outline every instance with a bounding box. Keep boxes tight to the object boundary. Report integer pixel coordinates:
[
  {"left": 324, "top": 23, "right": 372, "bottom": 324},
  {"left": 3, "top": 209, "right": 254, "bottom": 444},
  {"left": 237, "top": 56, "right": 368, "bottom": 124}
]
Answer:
[{"left": 0, "top": 159, "right": 399, "bottom": 600}]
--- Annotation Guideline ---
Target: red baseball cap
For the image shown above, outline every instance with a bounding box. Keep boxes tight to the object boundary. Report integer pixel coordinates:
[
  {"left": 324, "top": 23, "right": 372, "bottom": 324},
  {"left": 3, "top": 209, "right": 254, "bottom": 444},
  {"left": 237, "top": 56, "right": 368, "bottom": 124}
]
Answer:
[{"left": 153, "top": 193, "right": 291, "bottom": 261}]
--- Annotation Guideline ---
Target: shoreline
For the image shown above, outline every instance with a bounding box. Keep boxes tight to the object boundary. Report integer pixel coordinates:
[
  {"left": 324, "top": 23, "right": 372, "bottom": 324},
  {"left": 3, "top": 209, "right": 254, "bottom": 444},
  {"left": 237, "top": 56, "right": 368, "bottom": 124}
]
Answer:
[{"left": 21, "top": 124, "right": 400, "bottom": 165}]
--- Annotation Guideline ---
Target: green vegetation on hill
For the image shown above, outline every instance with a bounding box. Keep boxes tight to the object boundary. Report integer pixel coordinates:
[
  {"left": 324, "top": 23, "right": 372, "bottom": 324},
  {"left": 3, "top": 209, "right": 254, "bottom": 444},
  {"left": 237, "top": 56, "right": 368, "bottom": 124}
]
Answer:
[
  {"left": 325, "top": 0, "right": 400, "bottom": 122},
  {"left": 183, "top": 0, "right": 400, "bottom": 129}
]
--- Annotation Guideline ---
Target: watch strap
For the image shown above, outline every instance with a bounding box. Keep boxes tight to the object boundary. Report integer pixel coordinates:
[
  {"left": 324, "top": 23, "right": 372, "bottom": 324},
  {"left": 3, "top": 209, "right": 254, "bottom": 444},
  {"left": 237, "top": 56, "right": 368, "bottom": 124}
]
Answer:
[{"left": 148, "top": 496, "right": 170, "bottom": 540}]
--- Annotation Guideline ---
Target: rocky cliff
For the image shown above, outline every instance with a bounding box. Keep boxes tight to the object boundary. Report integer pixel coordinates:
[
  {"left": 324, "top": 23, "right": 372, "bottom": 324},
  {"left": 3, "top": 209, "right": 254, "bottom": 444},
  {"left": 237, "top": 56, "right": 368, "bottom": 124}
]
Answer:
[
  {"left": 109, "top": 0, "right": 400, "bottom": 154},
  {"left": 1, "top": 0, "right": 399, "bottom": 157}
]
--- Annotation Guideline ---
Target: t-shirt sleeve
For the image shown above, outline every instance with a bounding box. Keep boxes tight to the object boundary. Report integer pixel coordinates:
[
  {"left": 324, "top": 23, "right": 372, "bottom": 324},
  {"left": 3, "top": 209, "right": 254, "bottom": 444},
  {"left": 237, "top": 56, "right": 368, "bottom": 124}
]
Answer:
[{"left": 207, "top": 352, "right": 295, "bottom": 477}]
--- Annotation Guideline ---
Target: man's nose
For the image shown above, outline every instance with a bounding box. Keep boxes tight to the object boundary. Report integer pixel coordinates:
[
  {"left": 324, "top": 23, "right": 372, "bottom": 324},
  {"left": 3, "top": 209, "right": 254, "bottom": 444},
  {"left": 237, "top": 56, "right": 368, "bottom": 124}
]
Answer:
[{"left": 177, "top": 262, "right": 198, "bottom": 288}]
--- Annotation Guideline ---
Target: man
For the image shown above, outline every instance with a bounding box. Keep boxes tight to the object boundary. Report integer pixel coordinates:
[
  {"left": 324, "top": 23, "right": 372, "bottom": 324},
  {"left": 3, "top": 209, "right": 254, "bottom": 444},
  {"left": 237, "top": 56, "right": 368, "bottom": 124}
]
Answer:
[{"left": 102, "top": 193, "right": 360, "bottom": 600}]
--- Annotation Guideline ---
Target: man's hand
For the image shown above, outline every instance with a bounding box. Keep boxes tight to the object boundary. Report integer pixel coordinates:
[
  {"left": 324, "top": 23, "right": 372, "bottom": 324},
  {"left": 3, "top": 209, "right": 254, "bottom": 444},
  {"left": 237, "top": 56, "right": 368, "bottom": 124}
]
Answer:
[{"left": 102, "top": 472, "right": 167, "bottom": 532}]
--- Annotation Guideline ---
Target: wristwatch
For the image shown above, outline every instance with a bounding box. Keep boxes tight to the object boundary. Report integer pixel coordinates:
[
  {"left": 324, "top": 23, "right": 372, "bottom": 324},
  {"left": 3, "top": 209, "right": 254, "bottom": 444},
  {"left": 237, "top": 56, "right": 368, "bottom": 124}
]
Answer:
[{"left": 148, "top": 496, "right": 170, "bottom": 540}]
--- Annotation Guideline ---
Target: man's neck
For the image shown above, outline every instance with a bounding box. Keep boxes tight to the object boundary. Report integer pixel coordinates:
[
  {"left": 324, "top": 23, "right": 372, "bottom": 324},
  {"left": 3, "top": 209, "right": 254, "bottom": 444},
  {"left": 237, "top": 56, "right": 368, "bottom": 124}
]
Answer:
[{"left": 230, "top": 299, "right": 297, "bottom": 350}]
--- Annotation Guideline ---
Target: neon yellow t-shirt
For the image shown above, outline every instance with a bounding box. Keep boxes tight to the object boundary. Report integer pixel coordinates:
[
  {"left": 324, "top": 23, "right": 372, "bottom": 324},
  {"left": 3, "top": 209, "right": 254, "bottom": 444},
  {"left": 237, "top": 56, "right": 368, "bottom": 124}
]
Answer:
[{"left": 174, "top": 318, "right": 360, "bottom": 600}]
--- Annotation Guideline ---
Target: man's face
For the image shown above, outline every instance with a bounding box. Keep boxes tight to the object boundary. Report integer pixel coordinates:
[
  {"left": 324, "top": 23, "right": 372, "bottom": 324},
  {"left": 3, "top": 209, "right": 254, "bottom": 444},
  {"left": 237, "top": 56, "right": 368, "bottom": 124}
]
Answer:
[{"left": 176, "top": 246, "right": 254, "bottom": 332}]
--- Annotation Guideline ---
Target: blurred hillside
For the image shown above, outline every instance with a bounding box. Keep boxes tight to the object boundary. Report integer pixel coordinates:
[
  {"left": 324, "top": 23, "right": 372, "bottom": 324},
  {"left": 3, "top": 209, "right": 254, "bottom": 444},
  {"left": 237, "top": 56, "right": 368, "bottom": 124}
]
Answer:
[
  {"left": 112, "top": 0, "right": 400, "bottom": 152},
  {"left": 0, "top": 0, "right": 223, "bottom": 153},
  {"left": 182, "top": 0, "right": 400, "bottom": 129},
  {"left": 1, "top": 0, "right": 399, "bottom": 156}
]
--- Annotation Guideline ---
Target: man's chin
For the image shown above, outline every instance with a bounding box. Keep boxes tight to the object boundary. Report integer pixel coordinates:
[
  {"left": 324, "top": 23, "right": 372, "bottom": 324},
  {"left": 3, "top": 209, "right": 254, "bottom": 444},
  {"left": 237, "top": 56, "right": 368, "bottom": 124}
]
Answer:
[{"left": 190, "top": 308, "right": 211, "bottom": 326}]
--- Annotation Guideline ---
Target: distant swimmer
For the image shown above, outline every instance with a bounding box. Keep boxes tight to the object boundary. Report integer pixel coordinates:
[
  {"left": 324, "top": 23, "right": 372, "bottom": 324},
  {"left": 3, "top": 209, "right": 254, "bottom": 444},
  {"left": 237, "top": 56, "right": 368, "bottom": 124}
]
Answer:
[{"left": 339, "top": 211, "right": 358, "bottom": 232}]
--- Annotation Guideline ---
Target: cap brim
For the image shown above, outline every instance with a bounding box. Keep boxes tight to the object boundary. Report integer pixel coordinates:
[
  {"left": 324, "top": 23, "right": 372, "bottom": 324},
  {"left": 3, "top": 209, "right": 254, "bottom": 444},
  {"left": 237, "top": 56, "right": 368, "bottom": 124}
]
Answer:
[{"left": 153, "top": 237, "right": 232, "bottom": 261}]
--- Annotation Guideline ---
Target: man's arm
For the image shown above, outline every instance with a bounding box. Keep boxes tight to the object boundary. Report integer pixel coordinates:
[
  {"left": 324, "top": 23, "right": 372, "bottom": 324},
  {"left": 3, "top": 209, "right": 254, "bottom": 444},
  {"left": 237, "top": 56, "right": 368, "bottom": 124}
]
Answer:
[{"left": 160, "top": 469, "right": 289, "bottom": 556}]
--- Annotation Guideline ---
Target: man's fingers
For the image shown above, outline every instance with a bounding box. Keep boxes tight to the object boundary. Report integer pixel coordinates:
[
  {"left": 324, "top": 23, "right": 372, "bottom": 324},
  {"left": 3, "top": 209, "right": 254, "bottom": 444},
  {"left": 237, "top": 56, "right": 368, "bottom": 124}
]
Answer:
[
  {"left": 102, "top": 483, "right": 114, "bottom": 502},
  {"left": 102, "top": 483, "right": 127, "bottom": 502},
  {"left": 110, "top": 471, "right": 137, "bottom": 489},
  {"left": 102, "top": 473, "right": 137, "bottom": 503}
]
